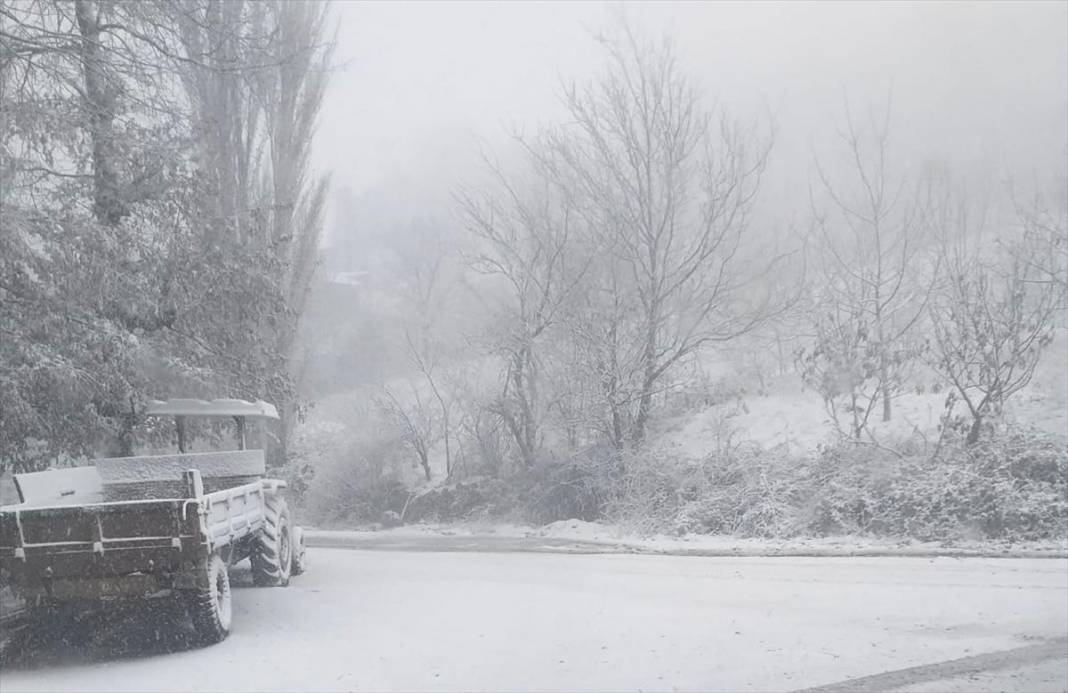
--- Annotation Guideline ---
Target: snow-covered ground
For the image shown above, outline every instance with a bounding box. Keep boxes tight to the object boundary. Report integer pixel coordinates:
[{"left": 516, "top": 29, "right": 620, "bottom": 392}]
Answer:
[
  {"left": 655, "top": 328, "right": 1068, "bottom": 459},
  {"left": 2, "top": 549, "right": 1066, "bottom": 692}
]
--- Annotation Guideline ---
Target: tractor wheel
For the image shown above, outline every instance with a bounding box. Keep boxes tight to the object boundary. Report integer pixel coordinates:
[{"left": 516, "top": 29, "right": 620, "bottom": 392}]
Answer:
[
  {"left": 291, "top": 526, "right": 308, "bottom": 576},
  {"left": 186, "top": 553, "right": 232, "bottom": 645},
  {"left": 251, "top": 494, "right": 292, "bottom": 587}
]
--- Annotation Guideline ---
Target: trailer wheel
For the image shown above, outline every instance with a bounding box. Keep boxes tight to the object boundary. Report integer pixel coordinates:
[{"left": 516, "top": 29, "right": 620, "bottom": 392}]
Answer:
[
  {"left": 251, "top": 494, "right": 292, "bottom": 587},
  {"left": 291, "top": 526, "right": 307, "bottom": 576},
  {"left": 187, "top": 553, "right": 232, "bottom": 645}
]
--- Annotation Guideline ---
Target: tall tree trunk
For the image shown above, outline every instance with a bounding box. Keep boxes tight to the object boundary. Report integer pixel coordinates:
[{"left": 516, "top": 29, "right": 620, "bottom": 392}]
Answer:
[
  {"left": 74, "top": 0, "right": 124, "bottom": 227},
  {"left": 631, "top": 312, "right": 659, "bottom": 445},
  {"left": 880, "top": 360, "right": 892, "bottom": 422},
  {"left": 75, "top": 0, "right": 134, "bottom": 457},
  {"left": 966, "top": 414, "right": 983, "bottom": 446},
  {"left": 508, "top": 346, "right": 538, "bottom": 467},
  {"left": 418, "top": 449, "right": 431, "bottom": 482},
  {"left": 878, "top": 323, "right": 892, "bottom": 422},
  {"left": 599, "top": 321, "right": 625, "bottom": 451},
  {"left": 611, "top": 409, "right": 623, "bottom": 449},
  {"left": 851, "top": 390, "right": 862, "bottom": 439}
]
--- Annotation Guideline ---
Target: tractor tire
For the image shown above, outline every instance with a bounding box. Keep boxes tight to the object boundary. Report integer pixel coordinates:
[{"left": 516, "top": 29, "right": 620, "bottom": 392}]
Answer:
[
  {"left": 186, "top": 553, "right": 232, "bottom": 645},
  {"left": 251, "top": 493, "right": 292, "bottom": 587},
  {"left": 291, "top": 526, "right": 307, "bottom": 576}
]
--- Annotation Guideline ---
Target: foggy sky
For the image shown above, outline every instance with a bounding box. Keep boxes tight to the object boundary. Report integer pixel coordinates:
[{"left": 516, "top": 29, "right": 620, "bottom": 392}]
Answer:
[{"left": 315, "top": 1, "right": 1068, "bottom": 251}]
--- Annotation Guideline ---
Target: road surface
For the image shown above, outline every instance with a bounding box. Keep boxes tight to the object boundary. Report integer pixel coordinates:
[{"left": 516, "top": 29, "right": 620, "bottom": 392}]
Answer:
[{"left": 1, "top": 547, "right": 1066, "bottom": 692}]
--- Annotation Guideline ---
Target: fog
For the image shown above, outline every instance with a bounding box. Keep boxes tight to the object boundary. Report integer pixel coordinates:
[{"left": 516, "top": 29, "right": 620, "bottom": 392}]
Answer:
[
  {"left": 280, "top": 0, "right": 1068, "bottom": 457},
  {"left": 2, "top": 2, "right": 1068, "bottom": 686},
  {"left": 317, "top": 1, "right": 1068, "bottom": 255}
]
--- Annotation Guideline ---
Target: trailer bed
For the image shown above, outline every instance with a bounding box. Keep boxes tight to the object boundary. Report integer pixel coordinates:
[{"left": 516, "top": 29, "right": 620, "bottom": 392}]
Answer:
[{"left": 0, "top": 468, "right": 274, "bottom": 601}]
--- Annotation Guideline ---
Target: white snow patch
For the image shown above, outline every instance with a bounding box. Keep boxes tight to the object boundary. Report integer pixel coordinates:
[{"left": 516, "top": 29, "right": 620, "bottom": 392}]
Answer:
[{"left": 658, "top": 345, "right": 1067, "bottom": 461}]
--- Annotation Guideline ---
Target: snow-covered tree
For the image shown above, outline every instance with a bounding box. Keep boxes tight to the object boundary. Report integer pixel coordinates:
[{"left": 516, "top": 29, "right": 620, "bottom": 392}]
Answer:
[
  {"left": 800, "top": 95, "right": 937, "bottom": 436},
  {"left": 928, "top": 207, "right": 1061, "bottom": 445}
]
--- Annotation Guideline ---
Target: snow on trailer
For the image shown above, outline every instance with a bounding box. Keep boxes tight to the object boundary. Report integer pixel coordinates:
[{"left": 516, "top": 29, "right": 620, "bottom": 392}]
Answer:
[
  {"left": 144, "top": 398, "right": 279, "bottom": 453},
  {"left": 144, "top": 398, "right": 280, "bottom": 419},
  {"left": 0, "top": 398, "right": 307, "bottom": 649}
]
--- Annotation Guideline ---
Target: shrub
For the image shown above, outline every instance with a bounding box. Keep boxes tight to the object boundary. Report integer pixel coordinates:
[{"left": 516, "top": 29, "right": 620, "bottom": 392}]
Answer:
[
  {"left": 604, "top": 449, "right": 684, "bottom": 532},
  {"left": 297, "top": 405, "right": 1066, "bottom": 543},
  {"left": 516, "top": 444, "right": 617, "bottom": 525},
  {"left": 605, "top": 444, "right": 803, "bottom": 537},
  {"left": 801, "top": 430, "right": 1067, "bottom": 541},
  {"left": 303, "top": 432, "right": 412, "bottom": 526},
  {"left": 604, "top": 427, "right": 1067, "bottom": 542},
  {"left": 671, "top": 445, "right": 808, "bottom": 537},
  {"left": 403, "top": 477, "right": 514, "bottom": 523}
]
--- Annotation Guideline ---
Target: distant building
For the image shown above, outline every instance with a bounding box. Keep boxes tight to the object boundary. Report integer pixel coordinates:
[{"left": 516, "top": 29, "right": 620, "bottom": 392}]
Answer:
[{"left": 330, "top": 270, "right": 369, "bottom": 288}]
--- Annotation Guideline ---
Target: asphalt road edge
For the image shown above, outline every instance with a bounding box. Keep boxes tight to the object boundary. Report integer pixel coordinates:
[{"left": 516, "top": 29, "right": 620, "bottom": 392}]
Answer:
[
  {"left": 303, "top": 531, "right": 1068, "bottom": 559},
  {"left": 794, "top": 637, "right": 1068, "bottom": 692}
]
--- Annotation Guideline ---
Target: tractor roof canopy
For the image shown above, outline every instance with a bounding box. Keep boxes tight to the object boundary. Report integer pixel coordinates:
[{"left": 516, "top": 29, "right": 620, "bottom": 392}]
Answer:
[{"left": 144, "top": 398, "right": 280, "bottom": 420}]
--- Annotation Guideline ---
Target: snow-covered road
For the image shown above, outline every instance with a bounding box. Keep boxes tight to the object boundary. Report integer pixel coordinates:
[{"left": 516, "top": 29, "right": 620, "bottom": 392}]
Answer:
[{"left": 1, "top": 549, "right": 1066, "bottom": 692}]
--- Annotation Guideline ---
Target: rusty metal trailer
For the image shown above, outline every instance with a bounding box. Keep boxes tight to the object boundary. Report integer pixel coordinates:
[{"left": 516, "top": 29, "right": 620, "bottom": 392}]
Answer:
[{"left": 0, "top": 399, "right": 306, "bottom": 646}]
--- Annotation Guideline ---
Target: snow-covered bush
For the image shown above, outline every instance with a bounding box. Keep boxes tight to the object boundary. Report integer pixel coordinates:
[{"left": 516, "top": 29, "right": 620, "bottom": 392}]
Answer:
[
  {"left": 684, "top": 446, "right": 805, "bottom": 538},
  {"left": 302, "top": 432, "right": 411, "bottom": 526},
  {"left": 603, "top": 427, "right": 1067, "bottom": 542},
  {"left": 605, "top": 449, "right": 693, "bottom": 534},
  {"left": 606, "top": 444, "right": 804, "bottom": 537},
  {"left": 802, "top": 430, "right": 1067, "bottom": 541},
  {"left": 403, "top": 477, "right": 514, "bottom": 523},
  {"left": 516, "top": 445, "right": 617, "bottom": 525}
]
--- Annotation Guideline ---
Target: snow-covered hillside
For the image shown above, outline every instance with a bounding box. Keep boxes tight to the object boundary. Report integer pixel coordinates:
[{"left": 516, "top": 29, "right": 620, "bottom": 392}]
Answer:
[{"left": 656, "top": 329, "right": 1068, "bottom": 461}]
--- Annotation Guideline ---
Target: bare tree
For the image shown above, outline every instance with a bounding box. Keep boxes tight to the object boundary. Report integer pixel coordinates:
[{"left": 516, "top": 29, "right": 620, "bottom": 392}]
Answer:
[
  {"left": 174, "top": 0, "right": 333, "bottom": 462},
  {"left": 258, "top": 0, "right": 333, "bottom": 464},
  {"left": 1009, "top": 175, "right": 1068, "bottom": 303},
  {"left": 458, "top": 153, "right": 586, "bottom": 467},
  {"left": 540, "top": 20, "right": 777, "bottom": 446},
  {"left": 376, "top": 384, "right": 438, "bottom": 482},
  {"left": 260, "top": 0, "right": 333, "bottom": 357},
  {"left": 798, "top": 301, "right": 886, "bottom": 440},
  {"left": 803, "top": 94, "right": 936, "bottom": 434},
  {"left": 928, "top": 200, "right": 1061, "bottom": 445},
  {"left": 173, "top": 0, "right": 267, "bottom": 243},
  {"left": 381, "top": 219, "right": 461, "bottom": 477}
]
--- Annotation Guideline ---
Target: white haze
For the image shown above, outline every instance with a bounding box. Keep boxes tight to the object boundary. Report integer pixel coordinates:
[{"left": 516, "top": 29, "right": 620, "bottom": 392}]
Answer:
[{"left": 315, "top": 0, "right": 1068, "bottom": 249}]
